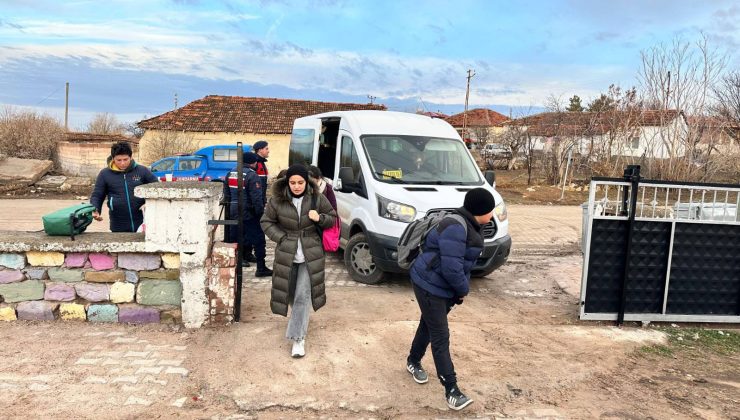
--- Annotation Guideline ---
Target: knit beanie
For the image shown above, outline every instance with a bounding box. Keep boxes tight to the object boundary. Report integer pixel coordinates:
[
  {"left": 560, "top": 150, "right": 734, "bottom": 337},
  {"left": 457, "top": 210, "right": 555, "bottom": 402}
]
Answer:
[
  {"left": 463, "top": 188, "right": 495, "bottom": 216},
  {"left": 285, "top": 164, "right": 310, "bottom": 198},
  {"left": 242, "top": 152, "right": 258, "bottom": 165},
  {"left": 252, "top": 140, "right": 268, "bottom": 152}
]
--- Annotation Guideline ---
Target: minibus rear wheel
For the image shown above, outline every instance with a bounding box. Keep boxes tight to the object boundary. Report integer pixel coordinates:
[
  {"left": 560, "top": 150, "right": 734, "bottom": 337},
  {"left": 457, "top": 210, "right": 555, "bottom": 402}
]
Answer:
[{"left": 344, "top": 232, "right": 385, "bottom": 285}]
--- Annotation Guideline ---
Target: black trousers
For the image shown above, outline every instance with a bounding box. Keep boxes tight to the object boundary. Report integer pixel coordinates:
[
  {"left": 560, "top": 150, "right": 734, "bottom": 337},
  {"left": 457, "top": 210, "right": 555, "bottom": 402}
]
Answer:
[
  {"left": 408, "top": 282, "right": 456, "bottom": 387},
  {"left": 243, "top": 217, "right": 266, "bottom": 260}
]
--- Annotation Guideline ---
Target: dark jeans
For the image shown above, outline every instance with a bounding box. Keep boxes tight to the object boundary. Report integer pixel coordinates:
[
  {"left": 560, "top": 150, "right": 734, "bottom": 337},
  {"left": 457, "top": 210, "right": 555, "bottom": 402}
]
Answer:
[
  {"left": 408, "top": 282, "right": 456, "bottom": 387},
  {"left": 243, "top": 217, "right": 266, "bottom": 260}
]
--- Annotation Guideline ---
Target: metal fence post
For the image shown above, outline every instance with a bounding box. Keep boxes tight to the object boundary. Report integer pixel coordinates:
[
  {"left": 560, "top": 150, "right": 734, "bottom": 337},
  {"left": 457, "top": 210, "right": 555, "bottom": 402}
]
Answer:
[
  {"left": 617, "top": 165, "right": 641, "bottom": 325},
  {"left": 234, "top": 144, "right": 244, "bottom": 322}
]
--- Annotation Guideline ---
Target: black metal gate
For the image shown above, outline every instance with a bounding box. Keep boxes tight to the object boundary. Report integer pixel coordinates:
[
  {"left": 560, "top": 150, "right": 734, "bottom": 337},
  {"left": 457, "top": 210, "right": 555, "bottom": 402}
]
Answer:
[{"left": 580, "top": 166, "right": 740, "bottom": 323}]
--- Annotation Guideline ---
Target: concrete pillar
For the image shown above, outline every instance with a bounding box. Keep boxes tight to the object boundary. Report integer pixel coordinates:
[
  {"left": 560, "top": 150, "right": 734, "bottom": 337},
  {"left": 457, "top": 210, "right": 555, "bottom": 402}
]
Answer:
[{"left": 135, "top": 182, "right": 222, "bottom": 328}]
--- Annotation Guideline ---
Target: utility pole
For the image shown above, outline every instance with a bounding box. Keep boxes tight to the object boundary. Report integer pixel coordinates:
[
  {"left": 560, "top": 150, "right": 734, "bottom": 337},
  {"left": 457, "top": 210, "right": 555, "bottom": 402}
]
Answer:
[
  {"left": 367, "top": 95, "right": 376, "bottom": 105},
  {"left": 174, "top": 93, "right": 178, "bottom": 110},
  {"left": 664, "top": 71, "right": 671, "bottom": 110},
  {"left": 64, "top": 82, "right": 69, "bottom": 131},
  {"left": 462, "top": 69, "right": 475, "bottom": 144}
]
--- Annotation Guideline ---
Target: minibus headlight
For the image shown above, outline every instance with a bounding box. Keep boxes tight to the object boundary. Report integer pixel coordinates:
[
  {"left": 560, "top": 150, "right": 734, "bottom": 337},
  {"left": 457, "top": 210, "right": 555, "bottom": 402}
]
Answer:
[
  {"left": 377, "top": 195, "right": 416, "bottom": 223},
  {"left": 494, "top": 201, "right": 508, "bottom": 222}
]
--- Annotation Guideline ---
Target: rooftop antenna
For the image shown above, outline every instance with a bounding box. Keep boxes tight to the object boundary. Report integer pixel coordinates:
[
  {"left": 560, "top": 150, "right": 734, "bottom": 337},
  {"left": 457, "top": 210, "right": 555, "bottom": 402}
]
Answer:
[
  {"left": 367, "top": 95, "right": 377, "bottom": 105},
  {"left": 174, "top": 92, "right": 178, "bottom": 110}
]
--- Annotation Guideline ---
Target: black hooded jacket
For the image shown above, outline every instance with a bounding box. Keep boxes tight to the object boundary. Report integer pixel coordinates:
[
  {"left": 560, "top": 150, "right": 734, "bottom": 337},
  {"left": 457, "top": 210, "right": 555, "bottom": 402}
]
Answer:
[{"left": 90, "top": 160, "right": 158, "bottom": 232}]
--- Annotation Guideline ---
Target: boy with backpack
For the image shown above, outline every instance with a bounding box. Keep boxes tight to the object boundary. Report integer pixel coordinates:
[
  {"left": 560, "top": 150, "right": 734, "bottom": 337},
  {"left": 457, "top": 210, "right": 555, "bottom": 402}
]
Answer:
[{"left": 403, "top": 187, "right": 495, "bottom": 411}]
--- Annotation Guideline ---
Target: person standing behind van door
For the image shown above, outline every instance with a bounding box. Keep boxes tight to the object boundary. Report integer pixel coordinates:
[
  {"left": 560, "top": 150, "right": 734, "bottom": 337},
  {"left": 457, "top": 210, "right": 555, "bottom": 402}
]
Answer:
[
  {"left": 260, "top": 164, "right": 337, "bottom": 358},
  {"left": 90, "top": 141, "right": 158, "bottom": 232},
  {"left": 245, "top": 140, "right": 270, "bottom": 263},
  {"left": 405, "top": 188, "right": 495, "bottom": 411},
  {"left": 223, "top": 152, "right": 273, "bottom": 277}
]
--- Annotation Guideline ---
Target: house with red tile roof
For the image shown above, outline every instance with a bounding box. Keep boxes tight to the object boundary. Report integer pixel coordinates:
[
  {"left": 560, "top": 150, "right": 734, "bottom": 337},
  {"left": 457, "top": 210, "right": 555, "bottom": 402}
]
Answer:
[
  {"left": 506, "top": 109, "right": 689, "bottom": 159},
  {"left": 444, "top": 108, "right": 509, "bottom": 144},
  {"left": 137, "top": 95, "right": 385, "bottom": 172}
]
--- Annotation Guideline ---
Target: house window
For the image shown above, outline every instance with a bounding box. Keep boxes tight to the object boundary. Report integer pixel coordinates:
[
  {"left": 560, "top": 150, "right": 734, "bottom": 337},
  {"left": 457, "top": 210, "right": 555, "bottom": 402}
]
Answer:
[{"left": 630, "top": 137, "right": 640, "bottom": 149}]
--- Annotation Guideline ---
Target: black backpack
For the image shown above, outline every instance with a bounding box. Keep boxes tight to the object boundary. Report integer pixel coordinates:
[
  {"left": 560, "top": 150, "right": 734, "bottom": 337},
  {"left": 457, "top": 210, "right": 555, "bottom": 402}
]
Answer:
[{"left": 397, "top": 211, "right": 467, "bottom": 270}]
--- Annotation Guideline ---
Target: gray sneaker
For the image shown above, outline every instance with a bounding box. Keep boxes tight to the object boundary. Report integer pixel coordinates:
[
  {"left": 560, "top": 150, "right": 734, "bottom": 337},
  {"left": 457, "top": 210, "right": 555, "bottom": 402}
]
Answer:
[
  {"left": 446, "top": 385, "right": 473, "bottom": 410},
  {"left": 406, "top": 361, "right": 429, "bottom": 384}
]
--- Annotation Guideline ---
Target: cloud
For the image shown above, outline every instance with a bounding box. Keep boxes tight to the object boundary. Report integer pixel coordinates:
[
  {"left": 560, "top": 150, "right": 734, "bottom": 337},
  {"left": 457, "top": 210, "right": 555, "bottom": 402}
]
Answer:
[{"left": 0, "top": 19, "right": 24, "bottom": 31}]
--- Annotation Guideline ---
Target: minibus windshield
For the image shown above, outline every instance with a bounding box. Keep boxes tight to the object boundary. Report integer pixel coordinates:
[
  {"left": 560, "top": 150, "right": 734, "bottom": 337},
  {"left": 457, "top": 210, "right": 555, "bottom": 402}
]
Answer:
[{"left": 361, "top": 135, "right": 482, "bottom": 185}]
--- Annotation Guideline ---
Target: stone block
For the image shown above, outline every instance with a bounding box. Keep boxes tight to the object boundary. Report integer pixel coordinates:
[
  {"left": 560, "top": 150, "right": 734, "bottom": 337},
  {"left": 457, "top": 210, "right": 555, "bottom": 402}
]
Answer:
[
  {"left": 110, "top": 282, "right": 135, "bottom": 303},
  {"left": 74, "top": 282, "right": 109, "bottom": 302},
  {"left": 162, "top": 253, "right": 180, "bottom": 269},
  {"left": 137, "top": 280, "right": 182, "bottom": 306},
  {"left": 118, "top": 304, "right": 160, "bottom": 324},
  {"left": 139, "top": 270, "right": 180, "bottom": 280},
  {"left": 47, "top": 268, "right": 83, "bottom": 283},
  {"left": 65, "top": 253, "right": 88, "bottom": 268},
  {"left": 87, "top": 304, "right": 118, "bottom": 322},
  {"left": 16, "top": 301, "right": 57, "bottom": 321},
  {"left": 125, "top": 271, "right": 139, "bottom": 284},
  {"left": 0, "top": 280, "right": 44, "bottom": 303},
  {"left": 84, "top": 271, "right": 126, "bottom": 283},
  {"left": 0, "top": 270, "right": 25, "bottom": 284},
  {"left": 59, "top": 303, "right": 86, "bottom": 320},
  {"left": 0, "top": 306, "right": 16, "bottom": 321},
  {"left": 0, "top": 253, "right": 26, "bottom": 270},
  {"left": 160, "top": 309, "right": 182, "bottom": 324},
  {"left": 44, "top": 283, "right": 76, "bottom": 301},
  {"left": 88, "top": 253, "right": 116, "bottom": 270},
  {"left": 24, "top": 268, "right": 48, "bottom": 280},
  {"left": 26, "top": 251, "right": 65, "bottom": 267},
  {"left": 118, "top": 253, "right": 161, "bottom": 271}
]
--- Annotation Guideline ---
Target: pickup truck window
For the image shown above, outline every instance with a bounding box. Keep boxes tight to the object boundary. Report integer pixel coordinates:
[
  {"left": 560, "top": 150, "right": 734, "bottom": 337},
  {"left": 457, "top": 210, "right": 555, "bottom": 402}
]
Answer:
[
  {"left": 213, "top": 149, "right": 240, "bottom": 161},
  {"left": 151, "top": 158, "right": 175, "bottom": 172},
  {"left": 178, "top": 158, "right": 203, "bottom": 170}
]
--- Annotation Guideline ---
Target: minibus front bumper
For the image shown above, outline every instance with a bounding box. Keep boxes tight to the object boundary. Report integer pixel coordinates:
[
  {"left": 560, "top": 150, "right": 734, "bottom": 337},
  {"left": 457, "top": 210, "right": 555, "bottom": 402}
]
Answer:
[{"left": 365, "top": 231, "right": 511, "bottom": 275}]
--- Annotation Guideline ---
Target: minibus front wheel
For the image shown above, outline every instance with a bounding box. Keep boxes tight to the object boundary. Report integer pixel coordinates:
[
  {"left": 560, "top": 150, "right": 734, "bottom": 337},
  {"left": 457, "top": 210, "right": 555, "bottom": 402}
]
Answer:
[{"left": 344, "top": 232, "right": 385, "bottom": 285}]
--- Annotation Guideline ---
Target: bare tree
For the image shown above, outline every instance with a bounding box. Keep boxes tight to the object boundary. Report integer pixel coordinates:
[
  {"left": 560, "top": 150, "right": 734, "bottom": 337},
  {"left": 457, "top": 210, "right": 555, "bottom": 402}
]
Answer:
[
  {"left": 637, "top": 34, "right": 726, "bottom": 180},
  {"left": 713, "top": 70, "right": 740, "bottom": 123},
  {"left": 0, "top": 106, "right": 64, "bottom": 160},
  {"left": 142, "top": 130, "right": 198, "bottom": 163},
  {"left": 470, "top": 126, "right": 491, "bottom": 146},
  {"left": 85, "top": 112, "right": 126, "bottom": 135}
]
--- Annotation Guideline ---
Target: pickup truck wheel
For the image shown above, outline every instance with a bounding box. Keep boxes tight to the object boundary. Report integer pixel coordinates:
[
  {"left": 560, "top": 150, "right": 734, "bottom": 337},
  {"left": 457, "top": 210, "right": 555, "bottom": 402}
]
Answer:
[{"left": 344, "top": 232, "right": 385, "bottom": 285}]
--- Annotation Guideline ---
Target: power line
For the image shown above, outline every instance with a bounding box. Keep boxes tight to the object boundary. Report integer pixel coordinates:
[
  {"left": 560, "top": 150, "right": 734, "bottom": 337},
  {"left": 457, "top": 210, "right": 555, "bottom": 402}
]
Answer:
[{"left": 35, "top": 86, "right": 63, "bottom": 106}]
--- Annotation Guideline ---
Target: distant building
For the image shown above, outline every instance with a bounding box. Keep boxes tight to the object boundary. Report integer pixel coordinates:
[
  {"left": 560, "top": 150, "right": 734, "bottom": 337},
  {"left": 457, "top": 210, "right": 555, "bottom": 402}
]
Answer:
[
  {"left": 506, "top": 110, "right": 689, "bottom": 159},
  {"left": 137, "top": 95, "right": 386, "bottom": 174},
  {"left": 444, "top": 108, "right": 509, "bottom": 145},
  {"left": 57, "top": 132, "right": 138, "bottom": 177}
]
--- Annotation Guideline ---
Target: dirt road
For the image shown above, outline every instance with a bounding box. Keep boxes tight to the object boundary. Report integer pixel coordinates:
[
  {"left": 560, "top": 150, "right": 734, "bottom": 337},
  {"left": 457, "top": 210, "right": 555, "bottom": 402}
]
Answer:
[{"left": 0, "top": 201, "right": 738, "bottom": 419}]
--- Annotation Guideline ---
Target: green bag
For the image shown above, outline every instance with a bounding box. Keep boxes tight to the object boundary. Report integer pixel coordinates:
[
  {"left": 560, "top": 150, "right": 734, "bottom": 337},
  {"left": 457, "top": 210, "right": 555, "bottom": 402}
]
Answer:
[{"left": 42, "top": 203, "right": 97, "bottom": 239}]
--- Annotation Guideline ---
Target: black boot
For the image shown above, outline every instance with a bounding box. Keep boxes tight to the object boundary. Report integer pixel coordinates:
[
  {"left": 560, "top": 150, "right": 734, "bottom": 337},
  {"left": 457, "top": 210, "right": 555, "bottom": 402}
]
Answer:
[
  {"left": 244, "top": 253, "right": 257, "bottom": 263},
  {"left": 255, "top": 260, "right": 273, "bottom": 277},
  {"left": 241, "top": 259, "right": 250, "bottom": 267}
]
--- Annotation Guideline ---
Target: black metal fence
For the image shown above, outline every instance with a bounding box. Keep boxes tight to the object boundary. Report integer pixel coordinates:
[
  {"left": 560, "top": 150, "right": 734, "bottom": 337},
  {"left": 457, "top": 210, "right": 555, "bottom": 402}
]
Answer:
[{"left": 580, "top": 166, "right": 740, "bottom": 324}]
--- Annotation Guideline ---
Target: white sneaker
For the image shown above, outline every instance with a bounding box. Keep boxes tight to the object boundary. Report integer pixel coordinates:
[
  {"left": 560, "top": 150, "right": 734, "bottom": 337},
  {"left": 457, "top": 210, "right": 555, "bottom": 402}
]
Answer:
[{"left": 291, "top": 339, "right": 305, "bottom": 358}]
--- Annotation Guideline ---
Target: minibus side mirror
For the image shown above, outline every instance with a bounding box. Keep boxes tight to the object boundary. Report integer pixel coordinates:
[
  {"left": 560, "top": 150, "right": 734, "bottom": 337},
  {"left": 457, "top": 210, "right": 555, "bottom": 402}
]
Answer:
[
  {"left": 484, "top": 170, "right": 496, "bottom": 186},
  {"left": 338, "top": 167, "right": 356, "bottom": 192}
]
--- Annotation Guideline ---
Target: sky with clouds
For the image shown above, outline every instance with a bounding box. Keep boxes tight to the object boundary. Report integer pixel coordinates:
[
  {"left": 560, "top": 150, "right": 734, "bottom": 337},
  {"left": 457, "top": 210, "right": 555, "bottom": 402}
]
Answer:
[{"left": 0, "top": 0, "right": 738, "bottom": 129}]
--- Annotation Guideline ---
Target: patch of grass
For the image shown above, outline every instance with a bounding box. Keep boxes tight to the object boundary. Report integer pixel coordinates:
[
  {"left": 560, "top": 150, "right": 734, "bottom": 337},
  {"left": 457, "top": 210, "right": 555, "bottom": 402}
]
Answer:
[
  {"left": 636, "top": 327, "right": 740, "bottom": 357},
  {"left": 638, "top": 344, "right": 674, "bottom": 357}
]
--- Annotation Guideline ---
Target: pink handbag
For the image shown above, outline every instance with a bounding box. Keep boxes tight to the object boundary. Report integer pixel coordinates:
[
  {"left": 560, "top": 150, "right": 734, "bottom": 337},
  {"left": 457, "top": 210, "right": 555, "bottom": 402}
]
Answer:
[{"left": 322, "top": 217, "right": 341, "bottom": 252}]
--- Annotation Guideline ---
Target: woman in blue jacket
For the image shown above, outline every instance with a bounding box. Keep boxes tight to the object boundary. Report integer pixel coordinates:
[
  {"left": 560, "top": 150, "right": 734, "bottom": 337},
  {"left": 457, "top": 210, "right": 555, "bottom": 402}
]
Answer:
[
  {"left": 90, "top": 142, "right": 158, "bottom": 232},
  {"left": 405, "top": 188, "right": 495, "bottom": 411}
]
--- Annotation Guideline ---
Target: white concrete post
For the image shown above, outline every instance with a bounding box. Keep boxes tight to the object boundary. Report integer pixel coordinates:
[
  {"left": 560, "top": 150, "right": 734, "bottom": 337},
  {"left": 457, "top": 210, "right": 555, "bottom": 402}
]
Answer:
[{"left": 135, "top": 182, "right": 222, "bottom": 328}]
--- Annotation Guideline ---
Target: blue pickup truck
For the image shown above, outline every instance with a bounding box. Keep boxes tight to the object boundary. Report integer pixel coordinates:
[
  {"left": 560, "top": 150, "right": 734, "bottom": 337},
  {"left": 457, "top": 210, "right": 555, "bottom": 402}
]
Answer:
[{"left": 150, "top": 144, "right": 252, "bottom": 182}]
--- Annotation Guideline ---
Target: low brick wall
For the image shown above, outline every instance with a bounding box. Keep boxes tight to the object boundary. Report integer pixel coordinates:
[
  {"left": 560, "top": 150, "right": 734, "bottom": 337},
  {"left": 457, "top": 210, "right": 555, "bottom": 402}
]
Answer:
[
  {"left": 0, "top": 183, "right": 236, "bottom": 328},
  {"left": 0, "top": 251, "right": 183, "bottom": 324}
]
